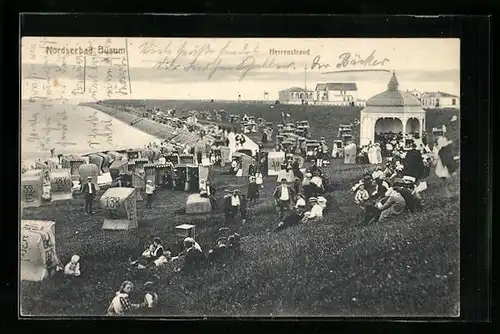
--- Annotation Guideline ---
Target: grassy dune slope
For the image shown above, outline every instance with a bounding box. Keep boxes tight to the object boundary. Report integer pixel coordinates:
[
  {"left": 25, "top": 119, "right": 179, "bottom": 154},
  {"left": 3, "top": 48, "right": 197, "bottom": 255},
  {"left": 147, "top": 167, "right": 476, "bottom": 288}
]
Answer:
[
  {"left": 20, "top": 159, "right": 459, "bottom": 317},
  {"left": 20, "top": 100, "right": 459, "bottom": 317}
]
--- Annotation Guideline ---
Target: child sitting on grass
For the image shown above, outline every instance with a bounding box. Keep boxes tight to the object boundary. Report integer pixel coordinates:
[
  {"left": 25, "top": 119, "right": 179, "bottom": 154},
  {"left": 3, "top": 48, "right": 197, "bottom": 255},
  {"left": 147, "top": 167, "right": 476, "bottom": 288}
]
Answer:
[
  {"left": 227, "top": 233, "right": 241, "bottom": 253},
  {"left": 142, "top": 281, "right": 159, "bottom": 309},
  {"left": 107, "top": 281, "right": 141, "bottom": 316},
  {"left": 64, "top": 254, "right": 81, "bottom": 277}
]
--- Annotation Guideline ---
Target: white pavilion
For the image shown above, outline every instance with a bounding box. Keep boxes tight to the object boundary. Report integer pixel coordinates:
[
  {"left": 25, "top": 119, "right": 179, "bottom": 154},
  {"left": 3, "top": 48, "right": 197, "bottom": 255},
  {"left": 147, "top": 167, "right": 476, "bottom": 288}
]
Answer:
[{"left": 359, "top": 72, "right": 426, "bottom": 146}]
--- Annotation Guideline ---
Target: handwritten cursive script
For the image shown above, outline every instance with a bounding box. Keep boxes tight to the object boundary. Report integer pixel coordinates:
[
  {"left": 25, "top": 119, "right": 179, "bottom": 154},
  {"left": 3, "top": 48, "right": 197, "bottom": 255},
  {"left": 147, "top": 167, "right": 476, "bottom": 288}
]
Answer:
[
  {"left": 310, "top": 50, "right": 390, "bottom": 71},
  {"left": 86, "top": 111, "right": 114, "bottom": 149},
  {"left": 148, "top": 40, "right": 298, "bottom": 80}
]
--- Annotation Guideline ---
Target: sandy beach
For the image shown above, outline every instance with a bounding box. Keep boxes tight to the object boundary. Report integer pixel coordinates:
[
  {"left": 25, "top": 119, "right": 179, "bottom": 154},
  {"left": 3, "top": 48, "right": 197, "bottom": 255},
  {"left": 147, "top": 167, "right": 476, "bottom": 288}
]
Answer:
[{"left": 21, "top": 101, "right": 160, "bottom": 167}]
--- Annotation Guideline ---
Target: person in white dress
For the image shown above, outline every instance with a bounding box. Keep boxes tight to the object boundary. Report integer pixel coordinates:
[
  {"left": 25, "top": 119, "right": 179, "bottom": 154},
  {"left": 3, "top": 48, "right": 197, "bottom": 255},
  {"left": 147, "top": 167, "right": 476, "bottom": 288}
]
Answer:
[{"left": 432, "top": 137, "right": 450, "bottom": 179}]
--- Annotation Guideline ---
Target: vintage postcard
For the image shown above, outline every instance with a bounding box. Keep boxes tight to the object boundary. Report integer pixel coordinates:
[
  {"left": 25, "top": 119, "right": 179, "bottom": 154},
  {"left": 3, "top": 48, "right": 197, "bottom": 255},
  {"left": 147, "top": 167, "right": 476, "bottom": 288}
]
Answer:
[{"left": 20, "top": 37, "right": 460, "bottom": 317}]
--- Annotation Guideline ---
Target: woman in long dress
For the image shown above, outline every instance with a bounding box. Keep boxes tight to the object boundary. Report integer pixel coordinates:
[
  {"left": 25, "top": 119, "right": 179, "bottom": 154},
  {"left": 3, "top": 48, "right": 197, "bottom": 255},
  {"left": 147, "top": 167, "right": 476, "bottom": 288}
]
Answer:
[
  {"left": 432, "top": 137, "right": 451, "bottom": 179},
  {"left": 375, "top": 143, "right": 383, "bottom": 164},
  {"left": 432, "top": 136, "right": 458, "bottom": 196}
]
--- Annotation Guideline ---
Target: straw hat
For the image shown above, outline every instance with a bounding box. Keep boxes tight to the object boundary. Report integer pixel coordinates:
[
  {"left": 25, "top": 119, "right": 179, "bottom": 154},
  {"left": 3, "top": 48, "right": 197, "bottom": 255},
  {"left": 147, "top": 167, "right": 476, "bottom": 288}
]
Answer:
[
  {"left": 87, "top": 176, "right": 92, "bottom": 180},
  {"left": 143, "top": 281, "right": 155, "bottom": 290},
  {"left": 308, "top": 197, "right": 317, "bottom": 203}
]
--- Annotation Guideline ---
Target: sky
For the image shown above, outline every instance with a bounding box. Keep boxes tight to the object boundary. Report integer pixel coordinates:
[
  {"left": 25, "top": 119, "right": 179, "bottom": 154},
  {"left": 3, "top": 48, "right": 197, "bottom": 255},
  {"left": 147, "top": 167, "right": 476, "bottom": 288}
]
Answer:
[{"left": 21, "top": 37, "right": 460, "bottom": 101}]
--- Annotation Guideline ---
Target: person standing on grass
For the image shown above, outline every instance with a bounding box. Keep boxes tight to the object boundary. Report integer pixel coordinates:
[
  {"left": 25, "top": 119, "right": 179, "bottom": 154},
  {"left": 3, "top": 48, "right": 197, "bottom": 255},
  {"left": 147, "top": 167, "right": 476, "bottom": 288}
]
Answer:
[
  {"left": 107, "top": 281, "right": 141, "bottom": 316},
  {"left": 230, "top": 189, "right": 247, "bottom": 224},
  {"left": 145, "top": 180, "right": 155, "bottom": 209},
  {"left": 81, "top": 176, "right": 97, "bottom": 215},
  {"left": 247, "top": 176, "right": 259, "bottom": 204},
  {"left": 223, "top": 191, "right": 232, "bottom": 225},
  {"left": 273, "top": 178, "right": 296, "bottom": 220},
  {"left": 205, "top": 180, "right": 217, "bottom": 209}
]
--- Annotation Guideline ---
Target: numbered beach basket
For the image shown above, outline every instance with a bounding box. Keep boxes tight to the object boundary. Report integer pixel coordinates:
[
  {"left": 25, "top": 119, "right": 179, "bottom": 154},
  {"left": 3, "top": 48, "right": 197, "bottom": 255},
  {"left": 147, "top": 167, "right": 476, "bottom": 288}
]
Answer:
[
  {"left": 100, "top": 187, "right": 138, "bottom": 230},
  {"left": 21, "top": 174, "right": 43, "bottom": 209},
  {"left": 49, "top": 168, "right": 73, "bottom": 201},
  {"left": 20, "top": 220, "right": 62, "bottom": 282},
  {"left": 61, "top": 155, "right": 85, "bottom": 181}
]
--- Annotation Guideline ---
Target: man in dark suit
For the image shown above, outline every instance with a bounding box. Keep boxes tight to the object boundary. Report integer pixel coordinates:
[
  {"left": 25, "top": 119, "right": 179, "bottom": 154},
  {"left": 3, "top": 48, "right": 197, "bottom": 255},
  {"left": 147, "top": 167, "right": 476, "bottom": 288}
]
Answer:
[
  {"left": 248, "top": 160, "right": 258, "bottom": 177},
  {"left": 81, "top": 176, "right": 97, "bottom": 215},
  {"left": 404, "top": 143, "right": 424, "bottom": 180},
  {"left": 273, "top": 178, "right": 296, "bottom": 219},
  {"left": 205, "top": 181, "right": 217, "bottom": 209}
]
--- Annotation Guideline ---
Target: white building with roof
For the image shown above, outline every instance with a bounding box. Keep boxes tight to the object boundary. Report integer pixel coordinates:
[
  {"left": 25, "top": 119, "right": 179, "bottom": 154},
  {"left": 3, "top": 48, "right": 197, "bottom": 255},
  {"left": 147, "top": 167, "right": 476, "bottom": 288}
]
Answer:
[
  {"left": 421, "top": 91, "right": 460, "bottom": 109},
  {"left": 359, "top": 72, "right": 426, "bottom": 146},
  {"left": 314, "top": 82, "right": 358, "bottom": 105},
  {"left": 278, "top": 87, "right": 315, "bottom": 104}
]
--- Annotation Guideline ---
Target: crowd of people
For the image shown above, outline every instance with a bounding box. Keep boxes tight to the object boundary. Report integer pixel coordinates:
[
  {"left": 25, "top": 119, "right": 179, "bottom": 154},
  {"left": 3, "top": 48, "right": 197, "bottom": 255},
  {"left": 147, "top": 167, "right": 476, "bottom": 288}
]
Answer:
[
  {"left": 23, "top": 101, "right": 460, "bottom": 316},
  {"left": 350, "top": 135, "right": 458, "bottom": 225}
]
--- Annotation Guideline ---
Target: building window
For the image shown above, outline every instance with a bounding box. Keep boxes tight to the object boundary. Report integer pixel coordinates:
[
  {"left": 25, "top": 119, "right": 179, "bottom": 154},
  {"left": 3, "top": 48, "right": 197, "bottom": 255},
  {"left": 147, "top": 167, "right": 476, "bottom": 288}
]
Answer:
[{"left": 452, "top": 98, "right": 456, "bottom": 105}]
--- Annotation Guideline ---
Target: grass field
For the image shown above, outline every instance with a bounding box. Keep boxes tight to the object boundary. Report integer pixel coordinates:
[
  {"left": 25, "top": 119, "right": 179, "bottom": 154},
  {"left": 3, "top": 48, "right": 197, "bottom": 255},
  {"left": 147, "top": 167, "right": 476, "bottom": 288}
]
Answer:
[{"left": 20, "top": 100, "right": 460, "bottom": 317}]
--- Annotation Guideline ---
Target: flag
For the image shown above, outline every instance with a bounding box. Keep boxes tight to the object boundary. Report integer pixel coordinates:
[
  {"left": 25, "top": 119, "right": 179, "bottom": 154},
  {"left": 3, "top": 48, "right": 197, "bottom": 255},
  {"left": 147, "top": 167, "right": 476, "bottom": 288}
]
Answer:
[{"left": 450, "top": 115, "right": 458, "bottom": 122}]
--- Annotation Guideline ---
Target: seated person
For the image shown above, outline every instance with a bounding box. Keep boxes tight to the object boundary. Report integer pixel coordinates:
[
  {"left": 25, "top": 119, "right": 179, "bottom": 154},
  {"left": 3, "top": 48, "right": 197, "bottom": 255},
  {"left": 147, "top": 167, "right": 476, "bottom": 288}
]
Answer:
[
  {"left": 310, "top": 172, "right": 324, "bottom": 196},
  {"left": 301, "top": 197, "right": 324, "bottom": 224},
  {"left": 372, "top": 178, "right": 390, "bottom": 199},
  {"left": 376, "top": 188, "right": 407, "bottom": 223},
  {"left": 174, "top": 237, "right": 205, "bottom": 271},
  {"left": 64, "top": 254, "right": 81, "bottom": 277},
  {"left": 208, "top": 237, "right": 228, "bottom": 263},
  {"left": 107, "top": 281, "right": 141, "bottom": 315},
  {"left": 317, "top": 196, "right": 328, "bottom": 215},
  {"left": 302, "top": 173, "right": 313, "bottom": 199},
  {"left": 354, "top": 184, "right": 371, "bottom": 224},
  {"left": 295, "top": 193, "right": 306, "bottom": 209},
  {"left": 383, "top": 163, "right": 394, "bottom": 179},
  {"left": 152, "top": 249, "right": 173, "bottom": 267},
  {"left": 372, "top": 166, "right": 384, "bottom": 180},
  {"left": 360, "top": 202, "right": 382, "bottom": 226},
  {"left": 142, "top": 281, "right": 159, "bottom": 310},
  {"left": 354, "top": 184, "right": 370, "bottom": 207},
  {"left": 275, "top": 206, "right": 306, "bottom": 232},
  {"left": 130, "top": 237, "right": 164, "bottom": 269},
  {"left": 394, "top": 186, "right": 422, "bottom": 213},
  {"left": 227, "top": 233, "right": 241, "bottom": 253}
]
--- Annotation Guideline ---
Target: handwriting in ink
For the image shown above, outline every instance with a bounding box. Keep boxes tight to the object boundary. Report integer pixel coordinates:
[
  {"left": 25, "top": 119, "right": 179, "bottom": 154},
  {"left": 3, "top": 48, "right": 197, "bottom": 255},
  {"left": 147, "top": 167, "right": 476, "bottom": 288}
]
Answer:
[
  {"left": 236, "top": 56, "right": 296, "bottom": 81},
  {"left": 310, "top": 50, "right": 390, "bottom": 71},
  {"left": 86, "top": 112, "right": 114, "bottom": 148},
  {"left": 336, "top": 50, "right": 389, "bottom": 68}
]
